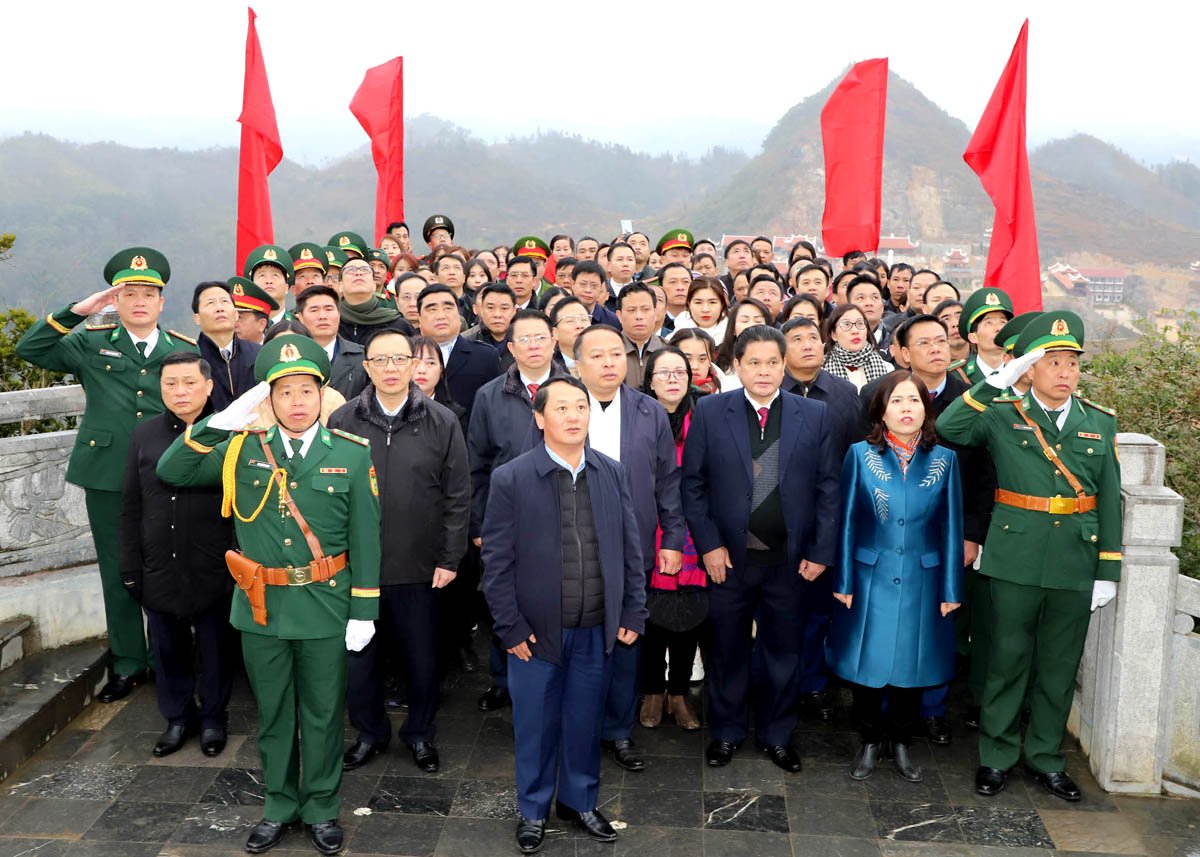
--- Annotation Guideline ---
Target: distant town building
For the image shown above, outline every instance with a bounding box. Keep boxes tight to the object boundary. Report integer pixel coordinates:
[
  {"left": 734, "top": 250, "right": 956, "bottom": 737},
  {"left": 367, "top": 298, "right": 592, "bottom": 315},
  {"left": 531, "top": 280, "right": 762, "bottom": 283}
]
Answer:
[{"left": 1046, "top": 263, "right": 1126, "bottom": 305}]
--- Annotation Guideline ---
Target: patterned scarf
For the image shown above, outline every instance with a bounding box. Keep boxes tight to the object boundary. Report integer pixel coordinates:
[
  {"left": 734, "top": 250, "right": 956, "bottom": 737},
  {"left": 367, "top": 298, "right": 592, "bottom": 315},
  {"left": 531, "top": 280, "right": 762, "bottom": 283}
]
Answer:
[
  {"left": 822, "top": 342, "right": 892, "bottom": 382},
  {"left": 886, "top": 430, "right": 921, "bottom": 474}
]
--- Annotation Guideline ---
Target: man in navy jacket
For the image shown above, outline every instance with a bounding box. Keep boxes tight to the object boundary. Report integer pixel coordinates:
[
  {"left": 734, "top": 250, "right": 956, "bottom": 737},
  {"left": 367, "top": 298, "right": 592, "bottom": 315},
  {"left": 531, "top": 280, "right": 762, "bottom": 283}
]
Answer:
[
  {"left": 482, "top": 377, "right": 647, "bottom": 853},
  {"left": 682, "top": 325, "right": 841, "bottom": 772}
]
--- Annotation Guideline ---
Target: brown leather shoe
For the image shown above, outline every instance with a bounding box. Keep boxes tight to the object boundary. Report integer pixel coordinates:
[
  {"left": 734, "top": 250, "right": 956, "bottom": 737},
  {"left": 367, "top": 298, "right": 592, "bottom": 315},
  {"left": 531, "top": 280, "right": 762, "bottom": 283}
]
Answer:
[
  {"left": 639, "top": 693, "right": 665, "bottom": 728},
  {"left": 667, "top": 694, "right": 700, "bottom": 731}
]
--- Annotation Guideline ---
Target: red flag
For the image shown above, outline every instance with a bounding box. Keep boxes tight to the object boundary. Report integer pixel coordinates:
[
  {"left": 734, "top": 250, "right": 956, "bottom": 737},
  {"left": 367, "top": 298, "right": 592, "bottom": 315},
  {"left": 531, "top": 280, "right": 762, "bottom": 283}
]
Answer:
[
  {"left": 350, "top": 57, "right": 405, "bottom": 245},
  {"left": 820, "top": 58, "right": 888, "bottom": 258},
  {"left": 235, "top": 7, "right": 282, "bottom": 272},
  {"left": 964, "top": 20, "right": 1041, "bottom": 312}
]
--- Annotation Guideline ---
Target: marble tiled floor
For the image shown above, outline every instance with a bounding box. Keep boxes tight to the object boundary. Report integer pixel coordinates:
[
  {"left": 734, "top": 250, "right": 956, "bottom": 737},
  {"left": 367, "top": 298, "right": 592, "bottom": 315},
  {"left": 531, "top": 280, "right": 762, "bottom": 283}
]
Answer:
[{"left": 0, "top": 649, "right": 1195, "bottom": 857}]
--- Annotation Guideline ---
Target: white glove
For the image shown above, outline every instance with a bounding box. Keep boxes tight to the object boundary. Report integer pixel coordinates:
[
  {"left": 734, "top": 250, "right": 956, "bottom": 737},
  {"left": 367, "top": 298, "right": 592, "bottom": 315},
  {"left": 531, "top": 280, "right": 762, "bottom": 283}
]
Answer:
[
  {"left": 208, "top": 381, "right": 272, "bottom": 430},
  {"left": 1090, "top": 580, "right": 1117, "bottom": 612},
  {"left": 987, "top": 348, "right": 1045, "bottom": 391},
  {"left": 345, "top": 619, "right": 375, "bottom": 652}
]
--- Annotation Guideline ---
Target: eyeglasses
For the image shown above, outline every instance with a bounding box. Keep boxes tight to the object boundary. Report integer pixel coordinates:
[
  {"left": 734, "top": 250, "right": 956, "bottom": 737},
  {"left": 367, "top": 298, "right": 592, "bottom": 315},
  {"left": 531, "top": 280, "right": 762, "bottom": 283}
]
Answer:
[
  {"left": 910, "top": 337, "right": 949, "bottom": 349},
  {"left": 652, "top": 369, "right": 690, "bottom": 381},
  {"left": 513, "top": 334, "right": 551, "bottom": 346},
  {"left": 368, "top": 355, "right": 413, "bottom": 367},
  {"left": 836, "top": 320, "right": 868, "bottom": 331},
  {"left": 555, "top": 315, "right": 590, "bottom": 327},
  {"left": 343, "top": 266, "right": 373, "bottom": 275}
]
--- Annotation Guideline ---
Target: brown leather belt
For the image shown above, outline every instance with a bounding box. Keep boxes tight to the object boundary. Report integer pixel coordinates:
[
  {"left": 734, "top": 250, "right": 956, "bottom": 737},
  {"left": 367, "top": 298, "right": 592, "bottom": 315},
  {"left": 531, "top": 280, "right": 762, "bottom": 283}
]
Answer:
[
  {"left": 995, "top": 489, "right": 1096, "bottom": 515},
  {"left": 262, "top": 553, "right": 347, "bottom": 586}
]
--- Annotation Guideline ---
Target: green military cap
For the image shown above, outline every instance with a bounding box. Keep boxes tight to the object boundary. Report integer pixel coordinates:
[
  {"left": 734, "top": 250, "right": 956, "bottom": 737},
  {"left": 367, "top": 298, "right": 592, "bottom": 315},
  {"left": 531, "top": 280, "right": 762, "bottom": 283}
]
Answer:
[
  {"left": 512, "top": 235, "right": 550, "bottom": 261},
  {"left": 254, "top": 332, "right": 331, "bottom": 385},
  {"left": 422, "top": 214, "right": 454, "bottom": 243},
  {"left": 996, "top": 311, "right": 1042, "bottom": 356},
  {"left": 656, "top": 228, "right": 695, "bottom": 256},
  {"left": 959, "top": 287, "right": 1014, "bottom": 338},
  {"left": 367, "top": 248, "right": 390, "bottom": 266},
  {"left": 323, "top": 246, "right": 348, "bottom": 271},
  {"left": 288, "top": 242, "right": 328, "bottom": 274},
  {"left": 227, "top": 276, "right": 280, "bottom": 316},
  {"left": 1015, "top": 310, "right": 1085, "bottom": 355},
  {"left": 327, "top": 231, "right": 368, "bottom": 259},
  {"left": 103, "top": 247, "right": 170, "bottom": 288},
  {"left": 243, "top": 244, "right": 294, "bottom": 282}
]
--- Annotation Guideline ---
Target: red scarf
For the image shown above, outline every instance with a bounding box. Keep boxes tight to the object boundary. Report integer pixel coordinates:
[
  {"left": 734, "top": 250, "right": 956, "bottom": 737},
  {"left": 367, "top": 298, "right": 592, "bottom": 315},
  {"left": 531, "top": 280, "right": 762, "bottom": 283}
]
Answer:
[{"left": 885, "top": 430, "right": 920, "bottom": 474}]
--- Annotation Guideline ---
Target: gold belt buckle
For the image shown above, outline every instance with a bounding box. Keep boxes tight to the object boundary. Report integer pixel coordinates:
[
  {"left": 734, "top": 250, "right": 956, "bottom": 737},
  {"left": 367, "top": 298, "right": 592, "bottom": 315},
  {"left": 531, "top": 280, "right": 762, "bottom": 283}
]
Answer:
[
  {"left": 288, "top": 565, "right": 314, "bottom": 585},
  {"left": 1047, "top": 497, "right": 1076, "bottom": 515}
]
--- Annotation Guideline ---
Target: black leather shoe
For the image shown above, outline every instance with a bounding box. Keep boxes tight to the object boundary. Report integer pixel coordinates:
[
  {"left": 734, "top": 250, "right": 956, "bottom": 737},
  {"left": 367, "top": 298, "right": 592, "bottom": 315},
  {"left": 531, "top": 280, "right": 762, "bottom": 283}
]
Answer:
[
  {"left": 245, "top": 819, "right": 289, "bottom": 853},
  {"left": 705, "top": 739, "right": 737, "bottom": 767},
  {"left": 1032, "top": 769, "right": 1082, "bottom": 802},
  {"left": 850, "top": 742, "right": 881, "bottom": 780},
  {"left": 892, "top": 742, "right": 924, "bottom": 782},
  {"left": 477, "top": 686, "right": 510, "bottom": 712},
  {"left": 601, "top": 738, "right": 645, "bottom": 772},
  {"left": 800, "top": 689, "right": 835, "bottom": 721},
  {"left": 975, "top": 765, "right": 1008, "bottom": 796},
  {"left": 410, "top": 741, "right": 439, "bottom": 772},
  {"left": 152, "top": 722, "right": 196, "bottom": 758},
  {"left": 97, "top": 671, "right": 147, "bottom": 703},
  {"left": 200, "top": 727, "right": 227, "bottom": 757},
  {"left": 925, "top": 716, "right": 952, "bottom": 746},
  {"left": 516, "top": 816, "right": 545, "bottom": 853},
  {"left": 307, "top": 820, "right": 343, "bottom": 855},
  {"left": 758, "top": 743, "right": 802, "bottom": 773},
  {"left": 342, "top": 739, "right": 384, "bottom": 771},
  {"left": 964, "top": 705, "right": 981, "bottom": 730},
  {"left": 555, "top": 803, "right": 617, "bottom": 842}
]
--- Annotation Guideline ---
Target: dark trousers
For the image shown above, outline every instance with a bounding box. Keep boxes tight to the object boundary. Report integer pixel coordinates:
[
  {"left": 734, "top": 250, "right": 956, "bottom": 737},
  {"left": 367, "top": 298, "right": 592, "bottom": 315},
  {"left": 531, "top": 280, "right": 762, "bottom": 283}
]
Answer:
[
  {"left": 852, "top": 684, "right": 922, "bottom": 743},
  {"left": 601, "top": 637, "right": 641, "bottom": 742},
  {"left": 706, "top": 561, "right": 804, "bottom": 747},
  {"left": 145, "top": 596, "right": 238, "bottom": 730},
  {"left": 438, "top": 545, "right": 479, "bottom": 673},
  {"left": 796, "top": 570, "right": 833, "bottom": 693},
  {"left": 640, "top": 622, "right": 700, "bottom": 695},
  {"left": 489, "top": 634, "right": 509, "bottom": 689},
  {"left": 979, "top": 579, "right": 1091, "bottom": 774},
  {"left": 509, "top": 625, "right": 610, "bottom": 820},
  {"left": 347, "top": 583, "right": 440, "bottom": 745},
  {"left": 86, "top": 488, "right": 149, "bottom": 675}
]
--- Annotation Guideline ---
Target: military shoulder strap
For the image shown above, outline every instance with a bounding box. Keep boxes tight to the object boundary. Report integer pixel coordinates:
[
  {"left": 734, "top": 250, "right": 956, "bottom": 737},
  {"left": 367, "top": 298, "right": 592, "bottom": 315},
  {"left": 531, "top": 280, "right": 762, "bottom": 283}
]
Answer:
[
  {"left": 259, "top": 436, "right": 327, "bottom": 561},
  {"left": 1013, "top": 405, "right": 1089, "bottom": 499}
]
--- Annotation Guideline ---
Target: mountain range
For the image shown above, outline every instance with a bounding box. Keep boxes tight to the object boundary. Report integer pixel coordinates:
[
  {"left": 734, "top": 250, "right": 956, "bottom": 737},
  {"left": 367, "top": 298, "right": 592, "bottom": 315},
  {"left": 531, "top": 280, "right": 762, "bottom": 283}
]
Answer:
[{"left": 1, "top": 70, "right": 1197, "bottom": 328}]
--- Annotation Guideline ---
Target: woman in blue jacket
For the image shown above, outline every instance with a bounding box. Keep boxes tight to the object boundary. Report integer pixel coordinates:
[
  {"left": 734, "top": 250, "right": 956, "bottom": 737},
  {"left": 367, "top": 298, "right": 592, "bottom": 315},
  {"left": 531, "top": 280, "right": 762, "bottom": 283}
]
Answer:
[{"left": 827, "top": 372, "right": 963, "bottom": 783}]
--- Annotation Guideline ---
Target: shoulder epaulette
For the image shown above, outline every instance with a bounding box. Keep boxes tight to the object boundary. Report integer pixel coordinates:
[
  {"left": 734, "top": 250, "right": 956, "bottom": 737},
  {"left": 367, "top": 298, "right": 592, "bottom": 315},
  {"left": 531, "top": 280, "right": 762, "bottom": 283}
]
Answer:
[
  {"left": 1074, "top": 393, "right": 1116, "bottom": 416},
  {"left": 948, "top": 358, "right": 966, "bottom": 371},
  {"left": 994, "top": 394, "right": 1022, "bottom": 403},
  {"left": 330, "top": 428, "right": 370, "bottom": 446},
  {"left": 168, "top": 330, "right": 197, "bottom": 345},
  {"left": 85, "top": 323, "right": 118, "bottom": 331}
]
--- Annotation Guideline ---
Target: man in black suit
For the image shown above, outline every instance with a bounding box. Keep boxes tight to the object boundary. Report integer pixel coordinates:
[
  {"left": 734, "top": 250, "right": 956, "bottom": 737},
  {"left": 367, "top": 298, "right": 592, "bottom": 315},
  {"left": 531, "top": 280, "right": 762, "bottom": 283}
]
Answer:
[
  {"left": 682, "top": 326, "right": 841, "bottom": 772},
  {"left": 192, "top": 281, "right": 260, "bottom": 411},
  {"left": 295, "top": 286, "right": 368, "bottom": 401},
  {"left": 859, "top": 314, "right": 996, "bottom": 742},
  {"left": 417, "top": 285, "right": 503, "bottom": 422}
]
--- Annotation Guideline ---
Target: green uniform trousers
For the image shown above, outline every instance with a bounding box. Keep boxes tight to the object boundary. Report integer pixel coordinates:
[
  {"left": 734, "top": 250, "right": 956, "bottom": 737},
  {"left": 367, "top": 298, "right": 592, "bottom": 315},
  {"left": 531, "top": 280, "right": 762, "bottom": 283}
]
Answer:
[
  {"left": 85, "top": 488, "right": 149, "bottom": 676},
  {"left": 955, "top": 565, "right": 993, "bottom": 705},
  {"left": 242, "top": 632, "right": 347, "bottom": 824},
  {"left": 979, "top": 579, "right": 1090, "bottom": 774}
]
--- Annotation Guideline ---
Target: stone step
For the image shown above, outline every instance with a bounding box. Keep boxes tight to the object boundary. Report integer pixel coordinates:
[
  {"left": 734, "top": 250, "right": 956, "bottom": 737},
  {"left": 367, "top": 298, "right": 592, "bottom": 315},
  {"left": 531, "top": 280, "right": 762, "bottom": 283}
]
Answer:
[
  {"left": 0, "top": 616, "right": 32, "bottom": 671},
  {"left": 0, "top": 638, "right": 107, "bottom": 783}
]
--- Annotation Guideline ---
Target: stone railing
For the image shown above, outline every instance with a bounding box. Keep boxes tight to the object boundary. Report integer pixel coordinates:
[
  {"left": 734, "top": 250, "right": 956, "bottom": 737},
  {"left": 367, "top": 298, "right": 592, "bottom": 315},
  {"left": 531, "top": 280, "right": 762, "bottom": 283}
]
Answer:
[
  {"left": 0, "top": 386, "right": 105, "bottom": 651},
  {"left": 1069, "top": 433, "right": 1198, "bottom": 796}
]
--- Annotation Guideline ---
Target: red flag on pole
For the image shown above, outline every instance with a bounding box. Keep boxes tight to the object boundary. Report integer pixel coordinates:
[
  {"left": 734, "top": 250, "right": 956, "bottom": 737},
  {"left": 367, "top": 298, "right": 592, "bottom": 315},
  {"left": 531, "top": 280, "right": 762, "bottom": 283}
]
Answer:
[
  {"left": 964, "top": 20, "right": 1042, "bottom": 313},
  {"left": 820, "top": 58, "right": 888, "bottom": 258},
  {"left": 350, "top": 57, "right": 405, "bottom": 245},
  {"left": 235, "top": 7, "right": 282, "bottom": 272}
]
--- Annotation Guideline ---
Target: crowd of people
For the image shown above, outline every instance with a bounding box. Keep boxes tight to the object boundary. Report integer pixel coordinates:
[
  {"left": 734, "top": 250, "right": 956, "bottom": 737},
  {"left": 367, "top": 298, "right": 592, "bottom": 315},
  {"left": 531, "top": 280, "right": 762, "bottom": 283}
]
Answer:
[{"left": 16, "top": 216, "right": 1124, "bottom": 855}]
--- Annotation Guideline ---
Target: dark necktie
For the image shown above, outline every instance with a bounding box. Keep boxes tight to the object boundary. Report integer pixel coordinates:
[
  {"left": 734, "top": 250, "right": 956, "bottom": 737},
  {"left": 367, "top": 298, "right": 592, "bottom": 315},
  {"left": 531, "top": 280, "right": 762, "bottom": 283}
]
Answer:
[
  {"left": 287, "top": 440, "right": 303, "bottom": 463},
  {"left": 1044, "top": 407, "right": 1062, "bottom": 427},
  {"left": 135, "top": 341, "right": 147, "bottom": 358}
]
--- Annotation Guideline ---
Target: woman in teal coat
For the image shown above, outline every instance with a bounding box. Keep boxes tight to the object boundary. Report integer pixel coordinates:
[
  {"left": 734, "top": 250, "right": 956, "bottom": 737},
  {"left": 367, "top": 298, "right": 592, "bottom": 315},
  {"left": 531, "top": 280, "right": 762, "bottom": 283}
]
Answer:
[{"left": 827, "top": 372, "right": 963, "bottom": 783}]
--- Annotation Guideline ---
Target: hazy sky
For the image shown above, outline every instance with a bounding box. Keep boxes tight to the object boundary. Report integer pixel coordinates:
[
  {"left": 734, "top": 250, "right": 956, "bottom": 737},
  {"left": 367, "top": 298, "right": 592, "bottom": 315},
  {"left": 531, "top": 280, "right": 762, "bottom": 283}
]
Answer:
[{"left": 4, "top": 0, "right": 1197, "bottom": 166}]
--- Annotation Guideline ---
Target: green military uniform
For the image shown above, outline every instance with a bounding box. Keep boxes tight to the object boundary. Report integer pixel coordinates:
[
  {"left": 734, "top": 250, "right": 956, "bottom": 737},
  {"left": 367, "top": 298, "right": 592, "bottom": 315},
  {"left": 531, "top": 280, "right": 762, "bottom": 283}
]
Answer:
[
  {"left": 16, "top": 248, "right": 196, "bottom": 677},
  {"left": 244, "top": 245, "right": 294, "bottom": 324},
  {"left": 937, "top": 312, "right": 1122, "bottom": 775},
  {"left": 511, "top": 235, "right": 554, "bottom": 299},
  {"left": 156, "top": 335, "right": 380, "bottom": 824},
  {"left": 955, "top": 287, "right": 1014, "bottom": 384}
]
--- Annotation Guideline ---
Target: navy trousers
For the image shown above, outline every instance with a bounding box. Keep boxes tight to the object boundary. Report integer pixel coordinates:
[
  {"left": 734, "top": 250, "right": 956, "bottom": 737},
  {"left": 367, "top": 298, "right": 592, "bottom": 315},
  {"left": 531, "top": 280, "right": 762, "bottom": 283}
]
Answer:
[
  {"left": 145, "top": 596, "right": 238, "bottom": 730},
  {"left": 796, "top": 569, "right": 834, "bottom": 694},
  {"left": 347, "top": 583, "right": 440, "bottom": 745},
  {"left": 601, "top": 637, "right": 641, "bottom": 741},
  {"left": 707, "top": 561, "right": 804, "bottom": 746},
  {"left": 509, "top": 625, "right": 610, "bottom": 820}
]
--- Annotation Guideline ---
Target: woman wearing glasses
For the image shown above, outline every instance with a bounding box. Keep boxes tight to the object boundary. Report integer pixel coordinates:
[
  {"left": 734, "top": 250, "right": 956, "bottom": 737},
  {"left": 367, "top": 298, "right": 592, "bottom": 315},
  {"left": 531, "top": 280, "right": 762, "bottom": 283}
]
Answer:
[
  {"left": 637, "top": 347, "right": 708, "bottom": 732},
  {"left": 822, "top": 304, "right": 893, "bottom": 392}
]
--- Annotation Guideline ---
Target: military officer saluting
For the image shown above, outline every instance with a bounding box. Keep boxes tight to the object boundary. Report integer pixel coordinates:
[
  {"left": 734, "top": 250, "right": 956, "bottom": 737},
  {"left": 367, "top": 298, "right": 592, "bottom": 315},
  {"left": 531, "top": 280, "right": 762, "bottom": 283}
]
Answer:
[
  {"left": 937, "top": 311, "right": 1121, "bottom": 802},
  {"left": 952, "top": 287, "right": 1014, "bottom": 384},
  {"left": 157, "top": 334, "right": 381, "bottom": 855},
  {"left": 17, "top": 247, "right": 197, "bottom": 702}
]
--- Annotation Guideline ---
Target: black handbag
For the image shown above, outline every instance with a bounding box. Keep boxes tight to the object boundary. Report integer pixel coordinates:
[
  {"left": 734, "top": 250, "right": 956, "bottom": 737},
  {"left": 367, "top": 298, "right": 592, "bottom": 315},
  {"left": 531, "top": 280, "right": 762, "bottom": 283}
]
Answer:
[{"left": 646, "top": 585, "right": 709, "bottom": 633}]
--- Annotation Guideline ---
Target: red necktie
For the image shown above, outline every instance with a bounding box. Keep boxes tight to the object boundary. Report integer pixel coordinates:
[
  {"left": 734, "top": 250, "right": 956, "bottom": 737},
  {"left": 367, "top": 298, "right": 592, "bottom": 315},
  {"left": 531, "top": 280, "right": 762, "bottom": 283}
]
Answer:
[
  {"left": 757, "top": 407, "right": 769, "bottom": 430},
  {"left": 527, "top": 383, "right": 539, "bottom": 400}
]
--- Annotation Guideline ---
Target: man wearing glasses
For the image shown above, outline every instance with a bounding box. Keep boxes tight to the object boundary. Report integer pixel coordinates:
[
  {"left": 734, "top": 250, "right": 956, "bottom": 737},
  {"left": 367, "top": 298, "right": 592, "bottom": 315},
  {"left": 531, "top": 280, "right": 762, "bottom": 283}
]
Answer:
[
  {"left": 337, "top": 260, "right": 413, "bottom": 345},
  {"left": 332, "top": 329, "right": 470, "bottom": 774}
]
